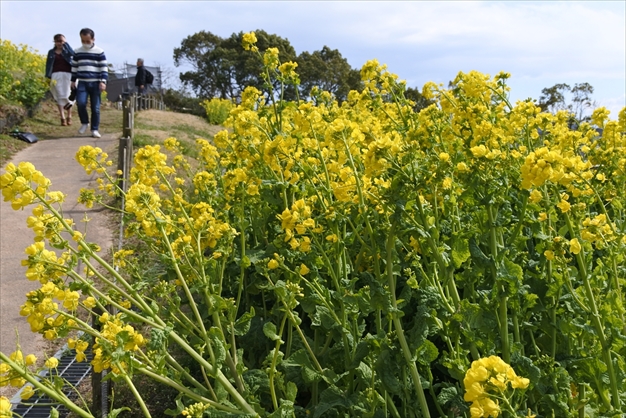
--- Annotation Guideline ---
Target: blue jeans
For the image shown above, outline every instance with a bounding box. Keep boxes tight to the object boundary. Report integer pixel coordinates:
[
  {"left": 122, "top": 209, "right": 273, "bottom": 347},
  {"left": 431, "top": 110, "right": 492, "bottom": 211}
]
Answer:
[{"left": 76, "top": 81, "right": 101, "bottom": 131}]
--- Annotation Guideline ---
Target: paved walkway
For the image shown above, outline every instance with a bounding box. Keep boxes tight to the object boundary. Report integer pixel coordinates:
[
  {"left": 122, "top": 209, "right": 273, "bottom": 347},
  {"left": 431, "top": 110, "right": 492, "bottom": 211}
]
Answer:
[{"left": 0, "top": 134, "right": 116, "bottom": 398}]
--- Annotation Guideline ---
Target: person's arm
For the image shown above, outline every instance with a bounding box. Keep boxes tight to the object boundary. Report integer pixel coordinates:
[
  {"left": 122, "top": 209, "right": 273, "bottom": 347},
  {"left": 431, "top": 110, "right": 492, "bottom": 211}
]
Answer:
[
  {"left": 63, "top": 43, "right": 75, "bottom": 63},
  {"left": 70, "top": 52, "right": 78, "bottom": 88},
  {"left": 99, "top": 51, "right": 108, "bottom": 92},
  {"left": 45, "top": 50, "right": 53, "bottom": 79}
]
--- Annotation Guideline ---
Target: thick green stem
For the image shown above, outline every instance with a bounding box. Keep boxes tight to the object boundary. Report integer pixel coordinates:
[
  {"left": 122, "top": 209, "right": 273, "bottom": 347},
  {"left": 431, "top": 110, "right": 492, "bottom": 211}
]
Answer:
[
  {"left": 120, "top": 369, "right": 152, "bottom": 417},
  {"left": 564, "top": 213, "right": 620, "bottom": 411},
  {"left": 386, "top": 227, "right": 431, "bottom": 418},
  {"left": 488, "top": 204, "right": 509, "bottom": 363}
]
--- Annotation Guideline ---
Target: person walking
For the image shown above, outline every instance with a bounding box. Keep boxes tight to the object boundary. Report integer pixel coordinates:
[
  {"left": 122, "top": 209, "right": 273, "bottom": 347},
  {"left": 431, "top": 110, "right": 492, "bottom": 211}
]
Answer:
[
  {"left": 135, "top": 58, "right": 146, "bottom": 95},
  {"left": 71, "top": 28, "right": 108, "bottom": 138},
  {"left": 45, "top": 34, "right": 75, "bottom": 126},
  {"left": 135, "top": 58, "right": 146, "bottom": 110}
]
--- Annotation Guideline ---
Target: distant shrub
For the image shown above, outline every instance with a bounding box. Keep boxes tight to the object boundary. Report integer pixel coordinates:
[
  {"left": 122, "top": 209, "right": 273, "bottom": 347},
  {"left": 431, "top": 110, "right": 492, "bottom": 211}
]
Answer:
[
  {"left": 0, "top": 40, "right": 48, "bottom": 108},
  {"left": 202, "top": 97, "right": 234, "bottom": 125},
  {"left": 162, "top": 88, "right": 204, "bottom": 116}
]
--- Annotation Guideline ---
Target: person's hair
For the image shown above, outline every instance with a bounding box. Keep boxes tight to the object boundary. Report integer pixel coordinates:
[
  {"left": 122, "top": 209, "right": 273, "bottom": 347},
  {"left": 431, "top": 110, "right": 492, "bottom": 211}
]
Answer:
[
  {"left": 137, "top": 58, "right": 144, "bottom": 65},
  {"left": 79, "top": 28, "right": 95, "bottom": 39},
  {"left": 53, "top": 34, "right": 65, "bottom": 42}
]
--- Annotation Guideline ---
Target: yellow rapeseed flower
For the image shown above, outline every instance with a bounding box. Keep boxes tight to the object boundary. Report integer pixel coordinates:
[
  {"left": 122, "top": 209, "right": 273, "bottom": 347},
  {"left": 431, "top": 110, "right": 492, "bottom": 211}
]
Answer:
[
  {"left": 569, "top": 238, "right": 582, "bottom": 255},
  {"left": 45, "top": 357, "right": 59, "bottom": 369}
]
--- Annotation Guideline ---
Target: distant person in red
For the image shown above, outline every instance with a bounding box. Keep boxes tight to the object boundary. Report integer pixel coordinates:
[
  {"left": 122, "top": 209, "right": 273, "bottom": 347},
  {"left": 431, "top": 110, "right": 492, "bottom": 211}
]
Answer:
[{"left": 45, "top": 34, "right": 75, "bottom": 126}]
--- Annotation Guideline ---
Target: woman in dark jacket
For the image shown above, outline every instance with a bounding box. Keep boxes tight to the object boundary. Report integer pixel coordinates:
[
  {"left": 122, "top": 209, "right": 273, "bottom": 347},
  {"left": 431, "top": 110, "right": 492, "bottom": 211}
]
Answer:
[{"left": 45, "top": 34, "right": 75, "bottom": 125}]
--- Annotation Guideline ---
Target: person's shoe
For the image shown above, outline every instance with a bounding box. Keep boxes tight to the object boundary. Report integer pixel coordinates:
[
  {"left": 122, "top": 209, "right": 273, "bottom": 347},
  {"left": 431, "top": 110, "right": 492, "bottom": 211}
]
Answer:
[
  {"left": 61, "top": 118, "right": 67, "bottom": 126},
  {"left": 91, "top": 130, "right": 101, "bottom": 138},
  {"left": 78, "top": 124, "right": 89, "bottom": 134},
  {"left": 66, "top": 116, "right": 72, "bottom": 126}
]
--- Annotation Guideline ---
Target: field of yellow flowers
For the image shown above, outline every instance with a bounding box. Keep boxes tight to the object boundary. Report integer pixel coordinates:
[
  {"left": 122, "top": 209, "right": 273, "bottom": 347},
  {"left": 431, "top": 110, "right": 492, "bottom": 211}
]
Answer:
[
  {"left": 1, "top": 33, "right": 625, "bottom": 417},
  {"left": 0, "top": 39, "right": 48, "bottom": 108}
]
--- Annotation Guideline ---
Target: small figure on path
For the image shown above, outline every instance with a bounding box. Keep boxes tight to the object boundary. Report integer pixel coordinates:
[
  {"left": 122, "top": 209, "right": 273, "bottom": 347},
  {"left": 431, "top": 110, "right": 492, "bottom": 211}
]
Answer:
[
  {"left": 71, "top": 28, "right": 108, "bottom": 138},
  {"left": 45, "top": 34, "right": 75, "bottom": 126}
]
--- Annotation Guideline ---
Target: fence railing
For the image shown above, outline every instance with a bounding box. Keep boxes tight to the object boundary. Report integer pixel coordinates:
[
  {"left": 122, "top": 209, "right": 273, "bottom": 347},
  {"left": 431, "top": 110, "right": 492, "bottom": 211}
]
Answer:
[
  {"left": 114, "top": 93, "right": 165, "bottom": 112},
  {"left": 92, "top": 97, "right": 136, "bottom": 417}
]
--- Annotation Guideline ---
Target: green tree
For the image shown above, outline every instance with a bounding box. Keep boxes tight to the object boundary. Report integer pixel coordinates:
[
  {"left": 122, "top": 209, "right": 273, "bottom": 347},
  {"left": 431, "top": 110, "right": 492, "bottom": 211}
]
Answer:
[
  {"left": 173, "top": 30, "right": 296, "bottom": 101},
  {"left": 538, "top": 82, "right": 595, "bottom": 122},
  {"left": 296, "top": 46, "right": 361, "bottom": 103},
  {"left": 404, "top": 86, "right": 434, "bottom": 113}
]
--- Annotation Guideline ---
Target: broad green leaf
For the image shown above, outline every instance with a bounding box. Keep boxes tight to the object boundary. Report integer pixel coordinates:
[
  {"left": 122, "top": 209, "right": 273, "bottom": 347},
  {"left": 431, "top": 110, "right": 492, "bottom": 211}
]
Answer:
[
  {"left": 234, "top": 307, "right": 255, "bottom": 336},
  {"left": 451, "top": 237, "right": 470, "bottom": 268}
]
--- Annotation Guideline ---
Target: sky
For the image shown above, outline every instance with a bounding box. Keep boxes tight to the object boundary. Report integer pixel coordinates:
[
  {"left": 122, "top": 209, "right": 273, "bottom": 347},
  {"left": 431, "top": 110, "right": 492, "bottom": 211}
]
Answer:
[{"left": 1, "top": 1, "right": 625, "bottom": 116}]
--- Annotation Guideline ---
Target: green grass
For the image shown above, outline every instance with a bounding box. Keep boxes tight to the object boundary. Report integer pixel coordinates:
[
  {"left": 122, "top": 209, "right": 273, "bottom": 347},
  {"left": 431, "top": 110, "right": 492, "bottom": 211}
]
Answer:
[{"left": 1, "top": 99, "right": 123, "bottom": 167}]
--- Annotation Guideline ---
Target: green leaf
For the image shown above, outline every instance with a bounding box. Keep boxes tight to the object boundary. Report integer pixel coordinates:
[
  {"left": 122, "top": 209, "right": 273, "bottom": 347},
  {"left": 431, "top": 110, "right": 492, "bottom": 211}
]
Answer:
[
  {"left": 375, "top": 348, "right": 402, "bottom": 394},
  {"left": 263, "top": 321, "right": 283, "bottom": 342},
  {"left": 234, "top": 307, "right": 255, "bottom": 336},
  {"left": 283, "top": 349, "right": 323, "bottom": 383},
  {"left": 164, "top": 398, "right": 185, "bottom": 416},
  {"left": 436, "top": 386, "right": 458, "bottom": 406},
  {"left": 313, "top": 385, "right": 351, "bottom": 418},
  {"left": 469, "top": 238, "right": 493, "bottom": 269},
  {"left": 451, "top": 237, "right": 470, "bottom": 268},
  {"left": 209, "top": 327, "right": 226, "bottom": 373},
  {"left": 415, "top": 339, "right": 439, "bottom": 365},
  {"left": 349, "top": 339, "right": 371, "bottom": 369},
  {"left": 107, "top": 407, "right": 131, "bottom": 418}
]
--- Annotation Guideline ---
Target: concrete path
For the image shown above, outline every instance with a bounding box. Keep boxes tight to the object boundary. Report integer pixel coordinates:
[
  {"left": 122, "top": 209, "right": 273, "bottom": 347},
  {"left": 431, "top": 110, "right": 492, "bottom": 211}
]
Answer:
[{"left": 0, "top": 134, "right": 116, "bottom": 398}]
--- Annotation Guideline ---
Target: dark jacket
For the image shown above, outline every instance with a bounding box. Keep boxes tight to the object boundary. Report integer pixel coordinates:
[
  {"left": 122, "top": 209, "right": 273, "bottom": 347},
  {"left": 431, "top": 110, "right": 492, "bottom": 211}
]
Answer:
[
  {"left": 45, "top": 43, "right": 75, "bottom": 78},
  {"left": 135, "top": 66, "right": 146, "bottom": 87}
]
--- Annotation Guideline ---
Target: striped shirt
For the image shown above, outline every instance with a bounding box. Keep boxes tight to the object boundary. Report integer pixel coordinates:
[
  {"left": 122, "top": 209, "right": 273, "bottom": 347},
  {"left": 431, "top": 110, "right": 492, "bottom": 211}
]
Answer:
[{"left": 71, "top": 44, "right": 108, "bottom": 83}]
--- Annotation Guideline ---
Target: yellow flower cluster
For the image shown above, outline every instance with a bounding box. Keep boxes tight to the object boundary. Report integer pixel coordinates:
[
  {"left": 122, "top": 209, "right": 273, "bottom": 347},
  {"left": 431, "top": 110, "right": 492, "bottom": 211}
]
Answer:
[
  {"left": 0, "top": 350, "right": 37, "bottom": 388},
  {"left": 20, "top": 280, "right": 81, "bottom": 338},
  {"left": 520, "top": 147, "right": 591, "bottom": 190},
  {"left": 278, "top": 199, "right": 318, "bottom": 252},
  {"left": 83, "top": 312, "right": 145, "bottom": 373},
  {"left": 581, "top": 213, "right": 616, "bottom": 248},
  {"left": 464, "top": 356, "right": 530, "bottom": 418},
  {"left": 1, "top": 162, "right": 51, "bottom": 210},
  {"left": 181, "top": 402, "right": 209, "bottom": 417},
  {"left": 0, "top": 396, "right": 11, "bottom": 416}
]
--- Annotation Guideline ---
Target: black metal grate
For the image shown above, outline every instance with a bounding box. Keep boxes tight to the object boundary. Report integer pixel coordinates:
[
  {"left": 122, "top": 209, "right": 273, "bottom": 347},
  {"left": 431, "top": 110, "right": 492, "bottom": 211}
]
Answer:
[{"left": 12, "top": 349, "right": 93, "bottom": 418}]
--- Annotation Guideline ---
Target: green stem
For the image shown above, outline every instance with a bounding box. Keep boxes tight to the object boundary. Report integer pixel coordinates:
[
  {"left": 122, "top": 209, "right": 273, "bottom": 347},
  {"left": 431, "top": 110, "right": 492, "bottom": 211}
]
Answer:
[
  {"left": 167, "top": 332, "right": 256, "bottom": 414},
  {"left": 386, "top": 226, "right": 431, "bottom": 418},
  {"left": 488, "top": 204, "right": 509, "bottom": 363},
  {"left": 0, "top": 353, "right": 92, "bottom": 418},
  {"left": 269, "top": 314, "right": 288, "bottom": 411},
  {"left": 120, "top": 369, "right": 152, "bottom": 417},
  {"left": 564, "top": 212, "right": 620, "bottom": 411}
]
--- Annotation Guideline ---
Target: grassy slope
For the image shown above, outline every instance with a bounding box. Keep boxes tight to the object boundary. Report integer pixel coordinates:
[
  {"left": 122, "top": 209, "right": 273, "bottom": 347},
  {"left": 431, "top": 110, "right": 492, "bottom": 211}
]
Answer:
[{"left": 1, "top": 99, "right": 222, "bottom": 167}]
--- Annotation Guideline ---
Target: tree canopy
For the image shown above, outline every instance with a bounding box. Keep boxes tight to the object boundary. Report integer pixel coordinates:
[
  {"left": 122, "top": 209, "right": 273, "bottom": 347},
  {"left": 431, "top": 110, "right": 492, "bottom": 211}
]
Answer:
[
  {"left": 538, "top": 82, "right": 595, "bottom": 122},
  {"left": 174, "top": 29, "right": 438, "bottom": 106},
  {"left": 174, "top": 30, "right": 296, "bottom": 100}
]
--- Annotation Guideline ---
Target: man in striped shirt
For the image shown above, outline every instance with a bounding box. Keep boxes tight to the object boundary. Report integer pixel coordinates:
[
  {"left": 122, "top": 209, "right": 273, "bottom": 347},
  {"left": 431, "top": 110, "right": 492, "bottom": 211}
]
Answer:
[{"left": 71, "top": 28, "right": 107, "bottom": 138}]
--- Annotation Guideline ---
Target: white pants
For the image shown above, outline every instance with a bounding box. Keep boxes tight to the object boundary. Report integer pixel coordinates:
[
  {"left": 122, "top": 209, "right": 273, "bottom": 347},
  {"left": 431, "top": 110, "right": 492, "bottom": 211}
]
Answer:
[{"left": 50, "top": 72, "right": 72, "bottom": 106}]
